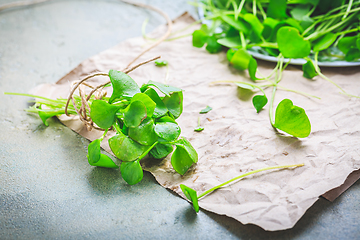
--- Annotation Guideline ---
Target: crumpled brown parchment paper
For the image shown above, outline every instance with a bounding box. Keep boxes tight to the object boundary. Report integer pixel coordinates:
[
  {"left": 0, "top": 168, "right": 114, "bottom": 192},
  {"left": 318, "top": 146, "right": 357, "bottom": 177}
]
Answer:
[{"left": 30, "top": 13, "right": 360, "bottom": 231}]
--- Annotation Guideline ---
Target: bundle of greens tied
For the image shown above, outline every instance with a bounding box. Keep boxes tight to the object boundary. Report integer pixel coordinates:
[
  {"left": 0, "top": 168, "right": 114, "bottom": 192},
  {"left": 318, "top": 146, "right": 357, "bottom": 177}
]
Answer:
[
  {"left": 190, "top": 0, "right": 360, "bottom": 138},
  {"left": 6, "top": 62, "right": 198, "bottom": 185}
]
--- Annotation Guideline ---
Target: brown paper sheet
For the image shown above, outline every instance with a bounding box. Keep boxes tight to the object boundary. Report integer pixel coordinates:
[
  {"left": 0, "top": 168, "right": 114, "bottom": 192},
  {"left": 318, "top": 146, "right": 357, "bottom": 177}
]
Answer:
[{"left": 30, "top": 13, "right": 360, "bottom": 231}]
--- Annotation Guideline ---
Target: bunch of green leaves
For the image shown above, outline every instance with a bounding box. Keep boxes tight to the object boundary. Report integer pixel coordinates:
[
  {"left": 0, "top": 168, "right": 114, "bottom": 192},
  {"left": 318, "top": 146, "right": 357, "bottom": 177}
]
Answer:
[
  {"left": 6, "top": 70, "right": 198, "bottom": 185},
  {"left": 190, "top": 0, "right": 360, "bottom": 138}
]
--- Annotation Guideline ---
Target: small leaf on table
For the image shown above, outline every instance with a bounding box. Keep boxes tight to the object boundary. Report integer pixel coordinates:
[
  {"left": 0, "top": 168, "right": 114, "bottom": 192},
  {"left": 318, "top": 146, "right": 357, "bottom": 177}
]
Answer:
[
  {"left": 274, "top": 99, "right": 311, "bottom": 138},
  {"left": 200, "top": 106, "right": 212, "bottom": 114},
  {"left": 252, "top": 95, "right": 268, "bottom": 113},
  {"left": 180, "top": 184, "right": 199, "bottom": 212},
  {"left": 302, "top": 60, "right": 318, "bottom": 79}
]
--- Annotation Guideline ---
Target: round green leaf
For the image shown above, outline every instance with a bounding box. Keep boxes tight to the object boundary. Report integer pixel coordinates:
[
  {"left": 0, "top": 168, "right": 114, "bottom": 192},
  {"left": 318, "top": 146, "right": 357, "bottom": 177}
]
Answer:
[
  {"left": 163, "top": 92, "right": 183, "bottom": 119},
  {"left": 108, "top": 70, "right": 140, "bottom": 103},
  {"left": 302, "top": 60, "right": 318, "bottom": 79},
  {"left": 217, "top": 36, "right": 242, "bottom": 48},
  {"left": 243, "top": 13, "right": 264, "bottom": 38},
  {"left": 277, "top": 26, "right": 311, "bottom": 58},
  {"left": 252, "top": 95, "right": 268, "bottom": 113},
  {"left": 128, "top": 118, "right": 158, "bottom": 146},
  {"left": 274, "top": 99, "right": 311, "bottom": 138},
  {"left": 121, "top": 160, "right": 143, "bottom": 185},
  {"left": 123, "top": 101, "right": 147, "bottom": 128},
  {"left": 192, "top": 29, "right": 208, "bottom": 48},
  {"left": 108, "top": 132, "right": 147, "bottom": 161},
  {"left": 154, "top": 122, "right": 181, "bottom": 141},
  {"left": 230, "top": 49, "right": 252, "bottom": 71},
  {"left": 171, "top": 145, "right": 195, "bottom": 175},
  {"left": 131, "top": 93, "right": 156, "bottom": 118},
  {"left": 149, "top": 143, "right": 173, "bottom": 159},
  {"left": 338, "top": 36, "right": 357, "bottom": 55},
  {"left": 206, "top": 36, "right": 222, "bottom": 53},
  {"left": 144, "top": 88, "right": 168, "bottom": 118},
  {"left": 90, "top": 100, "right": 121, "bottom": 129}
]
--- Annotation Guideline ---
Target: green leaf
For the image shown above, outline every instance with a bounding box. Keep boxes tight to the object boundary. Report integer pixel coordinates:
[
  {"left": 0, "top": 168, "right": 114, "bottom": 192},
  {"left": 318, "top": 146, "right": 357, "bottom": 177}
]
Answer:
[
  {"left": 200, "top": 106, "right": 212, "bottom": 114},
  {"left": 172, "top": 138, "right": 198, "bottom": 171},
  {"left": 302, "top": 60, "right": 318, "bottom": 79},
  {"left": 38, "top": 111, "right": 60, "bottom": 126},
  {"left": 149, "top": 143, "right": 173, "bottom": 159},
  {"left": 252, "top": 95, "right": 268, "bottom": 113},
  {"left": 217, "top": 36, "right": 242, "bottom": 48},
  {"left": 206, "top": 36, "right": 223, "bottom": 53},
  {"left": 220, "top": 15, "right": 250, "bottom": 34},
  {"left": 108, "top": 70, "right": 140, "bottom": 103},
  {"left": 248, "top": 57, "right": 258, "bottom": 81},
  {"left": 109, "top": 131, "right": 147, "bottom": 161},
  {"left": 123, "top": 100, "right": 147, "bottom": 128},
  {"left": 154, "top": 122, "right": 181, "bottom": 141},
  {"left": 131, "top": 93, "right": 156, "bottom": 118},
  {"left": 171, "top": 145, "right": 195, "bottom": 175},
  {"left": 163, "top": 91, "right": 183, "bottom": 119},
  {"left": 143, "top": 88, "right": 168, "bottom": 118},
  {"left": 192, "top": 27, "right": 208, "bottom": 48},
  {"left": 284, "top": 18, "right": 303, "bottom": 33},
  {"left": 89, "top": 154, "right": 118, "bottom": 168},
  {"left": 141, "top": 80, "right": 182, "bottom": 97},
  {"left": 274, "top": 99, "right": 311, "bottom": 138},
  {"left": 156, "top": 115, "right": 177, "bottom": 124},
  {"left": 338, "top": 36, "right": 357, "bottom": 55},
  {"left": 87, "top": 139, "right": 118, "bottom": 168},
  {"left": 312, "top": 33, "right": 337, "bottom": 52},
  {"left": 290, "top": 4, "right": 311, "bottom": 21},
  {"left": 90, "top": 100, "right": 121, "bottom": 129},
  {"left": 121, "top": 160, "right": 143, "bottom": 185},
  {"left": 180, "top": 184, "right": 199, "bottom": 212},
  {"left": 277, "top": 26, "right": 311, "bottom": 58},
  {"left": 345, "top": 47, "right": 360, "bottom": 61},
  {"left": 230, "top": 49, "right": 252, "bottom": 70},
  {"left": 155, "top": 60, "right": 168, "bottom": 66},
  {"left": 194, "top": 126, "right": 204, "bottom": 132},
  {"left": 262, "top": 17, "right": 280, "bottom": 40},
  {"left": 87, "top": 139, "right": 101, "bottom": 164},
  {"left": 243, "top": 13, "right": 264, "bottom": 38},
  {"left": 267, "top": 0, "right": 287, "bottom": 19},
  {"left": 235, "top": 82, "right": 256, "bottom": 90},
  {"left": 128, "top": 118, "right": 158, "bottom": 146},
  {"left": 226, "top": 48, "right": 236, "bottom": 62}
]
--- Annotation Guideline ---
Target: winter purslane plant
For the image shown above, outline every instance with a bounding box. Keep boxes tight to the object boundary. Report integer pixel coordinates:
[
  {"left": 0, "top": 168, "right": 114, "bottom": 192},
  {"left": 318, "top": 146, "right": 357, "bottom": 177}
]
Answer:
[
  {"left": 190, "top": 0, "right": 360, "bottom": 138},
  {"left": 5, "top": 69, "right": 198, "bottom": 185}
]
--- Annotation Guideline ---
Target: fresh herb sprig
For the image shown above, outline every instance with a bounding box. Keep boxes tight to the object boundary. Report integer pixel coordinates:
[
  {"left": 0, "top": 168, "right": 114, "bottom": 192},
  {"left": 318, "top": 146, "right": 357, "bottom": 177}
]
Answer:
[
  {"left": 191, "top": 0, "right": 360, "bottom": 138},
  {"left": 180, "top": 163, "right": 304, "bottom": 212},
  {"left": 5, "top": 64, "right": 198, "bottom": 185}
]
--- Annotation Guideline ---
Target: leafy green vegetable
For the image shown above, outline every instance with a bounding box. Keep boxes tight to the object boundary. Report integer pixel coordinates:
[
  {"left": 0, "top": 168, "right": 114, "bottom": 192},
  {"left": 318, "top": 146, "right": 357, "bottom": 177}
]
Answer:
[
  {"left": 302, "top": 60, "right": 318, "bottom": 79},
  {"left": 194, "top": 117, "right": 204, "bottom": 132},
  {"left": 8, "top": 70, "right": 198, "bottom": 185}
]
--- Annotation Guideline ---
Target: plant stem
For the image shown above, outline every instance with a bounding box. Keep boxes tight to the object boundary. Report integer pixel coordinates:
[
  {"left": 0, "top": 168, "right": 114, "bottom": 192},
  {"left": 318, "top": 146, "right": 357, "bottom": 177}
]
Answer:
[
  {"left": 138, "top": 141, "right": 158, "bottom": 161},
  {"left": 197, "top": 164, "right": 304, "bottom": 199},
  {"left": 269, "top": 86, "right": 277, "bottom": 127}
]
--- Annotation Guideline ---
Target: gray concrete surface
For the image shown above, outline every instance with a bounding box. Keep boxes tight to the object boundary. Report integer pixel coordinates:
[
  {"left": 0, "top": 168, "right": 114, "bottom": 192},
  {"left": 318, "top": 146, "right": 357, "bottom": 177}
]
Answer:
[{"left": 0, "top": 0, "right": 359, "bottom": 239}]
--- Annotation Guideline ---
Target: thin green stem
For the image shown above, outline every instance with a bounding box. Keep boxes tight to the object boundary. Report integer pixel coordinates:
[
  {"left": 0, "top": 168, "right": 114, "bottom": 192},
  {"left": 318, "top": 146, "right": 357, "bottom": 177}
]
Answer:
[
  {"left": 342, "top": 0, "right": 354, "bottom": 20},
  {"left": 138, "top": 141, "right": 158, "bottom": 161},
  {"left": 277, "top": 85, "right": 321, "bottom": 99},
  {"left": 197, "top": 164, "right": 304, "bottom": 199},
  {"left": 269, "top": 86, "right": 277, "bottom": 126}
]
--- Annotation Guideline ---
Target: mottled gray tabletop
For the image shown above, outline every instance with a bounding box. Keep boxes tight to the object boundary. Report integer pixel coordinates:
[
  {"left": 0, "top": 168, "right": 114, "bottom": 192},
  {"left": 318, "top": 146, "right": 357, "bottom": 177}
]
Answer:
[{"left": 0, "top": 0, "right": 359, "bottom": 239}]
